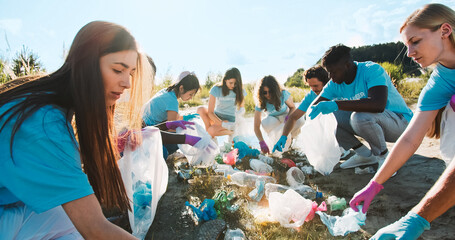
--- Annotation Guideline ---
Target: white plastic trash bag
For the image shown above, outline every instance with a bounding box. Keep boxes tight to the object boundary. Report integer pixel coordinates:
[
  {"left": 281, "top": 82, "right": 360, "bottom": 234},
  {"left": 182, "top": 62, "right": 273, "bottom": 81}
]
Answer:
[
  {"left": 297, "top": 110, "right": 341, "bottom": 175},
  {"left": 176, "top": 123, "right": 218, "bottom": 167},
  {"left": 268, "top": 189, "right": 313, "bottom": 228},
  {"left": 118, "top": 126, "right": 169, "bottom": 239},
  {"left": 440, "top": 102, "right": 455, "bottom": 166}
]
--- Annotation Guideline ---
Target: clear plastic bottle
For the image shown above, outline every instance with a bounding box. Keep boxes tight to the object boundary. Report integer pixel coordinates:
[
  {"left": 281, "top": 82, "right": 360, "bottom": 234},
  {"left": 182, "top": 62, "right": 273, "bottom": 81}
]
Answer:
[
  {"left": 224, "top": 228, "right": 246, "bottom": 240},
  {"left": 265, "top": 183, "right": 291, "bottom": 199},
  {"left": 258, "top": 154, "right": 274, "bottom": 164},
  {"left": 227, "top": 172, "right": 276, "bottom": 187},
  {"left": 249, "top": 159, "right": 273, "bottom": 173}
]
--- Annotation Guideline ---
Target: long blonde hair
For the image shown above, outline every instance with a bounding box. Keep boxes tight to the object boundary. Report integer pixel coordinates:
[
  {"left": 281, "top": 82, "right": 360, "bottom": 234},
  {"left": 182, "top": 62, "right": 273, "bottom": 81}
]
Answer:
[
  {"left": 400, "top": 4, "right": 455, "bottom": 139},
  {"left": 400, "top": 3, "right": 455, "bottom": 48}
]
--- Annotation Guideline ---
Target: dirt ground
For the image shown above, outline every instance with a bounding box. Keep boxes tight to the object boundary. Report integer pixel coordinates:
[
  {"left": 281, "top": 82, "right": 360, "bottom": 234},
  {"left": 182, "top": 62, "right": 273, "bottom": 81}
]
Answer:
[{"left": 136, "top": 134, "right": 455, "bottom": 240}]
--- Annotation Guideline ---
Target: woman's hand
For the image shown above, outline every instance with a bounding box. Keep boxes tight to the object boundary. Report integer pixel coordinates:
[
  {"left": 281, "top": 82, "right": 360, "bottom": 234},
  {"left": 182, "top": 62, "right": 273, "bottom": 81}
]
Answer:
[{"left": 117, "top": 129, "right": 142, "bottom": 153}]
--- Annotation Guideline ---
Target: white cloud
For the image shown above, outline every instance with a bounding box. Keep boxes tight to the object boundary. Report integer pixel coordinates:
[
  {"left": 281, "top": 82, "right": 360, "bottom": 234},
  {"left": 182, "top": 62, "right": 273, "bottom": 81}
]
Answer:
[{"left": 0, "top": 19, "right": 22, "bottom": 35}]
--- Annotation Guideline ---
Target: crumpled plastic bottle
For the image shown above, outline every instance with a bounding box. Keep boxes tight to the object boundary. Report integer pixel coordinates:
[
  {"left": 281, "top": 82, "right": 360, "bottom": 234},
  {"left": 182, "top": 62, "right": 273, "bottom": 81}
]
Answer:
[
  {"left": 227, "top": 172, "right": 276, "bottom": 188},
  {"left": 249, "top": 159, "right": 273, "bottom": 173},
  {"left": 224, "top": 228, "right": 246, "bottom": 240}
]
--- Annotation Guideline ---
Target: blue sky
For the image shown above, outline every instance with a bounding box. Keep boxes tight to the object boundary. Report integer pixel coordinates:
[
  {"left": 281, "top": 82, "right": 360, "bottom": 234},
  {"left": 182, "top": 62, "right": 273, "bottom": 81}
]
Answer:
[{"left": 1, "top": 0, "right": 455, "bottom": 84}]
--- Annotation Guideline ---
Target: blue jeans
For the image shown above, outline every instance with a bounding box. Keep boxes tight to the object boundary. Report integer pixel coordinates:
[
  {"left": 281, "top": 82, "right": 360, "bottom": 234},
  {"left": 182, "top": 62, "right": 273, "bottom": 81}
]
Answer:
[{"left": 334, "top": 109, "right": 409, "bottom": 156}]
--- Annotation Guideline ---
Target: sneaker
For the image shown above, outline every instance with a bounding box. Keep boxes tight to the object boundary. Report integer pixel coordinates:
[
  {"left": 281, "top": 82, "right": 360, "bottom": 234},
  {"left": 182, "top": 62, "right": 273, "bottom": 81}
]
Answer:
[{"left": 340, "top": 153, "right": 378, "bottom": 169}]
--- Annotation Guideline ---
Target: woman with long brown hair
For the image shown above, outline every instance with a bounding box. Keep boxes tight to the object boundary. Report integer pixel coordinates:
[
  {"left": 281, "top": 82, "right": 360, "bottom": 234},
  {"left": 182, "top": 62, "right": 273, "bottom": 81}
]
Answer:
[
  {"left": 253, "top": 75, "right": 302, "bottom": 154},
  {"left": 0, "top": 21, "right": 152, "bottom": 239}
]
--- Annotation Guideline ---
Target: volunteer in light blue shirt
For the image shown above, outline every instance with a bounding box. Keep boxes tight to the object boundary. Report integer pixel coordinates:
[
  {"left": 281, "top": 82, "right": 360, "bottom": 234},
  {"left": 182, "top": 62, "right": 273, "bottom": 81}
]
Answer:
[
  {"left": 198, "top": 67, "right": 247, "bottom": 138},
  {"left": 310, "top": 44, "right": 412, "bottom": 170},
  {"left": 272, "top": 65, "right": 329, "bottom": 153},
  {"left": 142, "top": 71, "right": 201, "bottom": 156},
  {"left": 351, "top": 6, "right": 455, "bottom": 239},
  {"left": 253, "top": 75, "right": 299, "bottom": 154},
  {"left": 1, "top": 20, "right": 150, "bottom": 239}
]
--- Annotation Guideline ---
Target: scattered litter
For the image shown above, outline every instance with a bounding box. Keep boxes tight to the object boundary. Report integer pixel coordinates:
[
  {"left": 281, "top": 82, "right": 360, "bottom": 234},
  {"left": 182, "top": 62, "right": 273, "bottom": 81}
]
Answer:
[
  {"left": 249, "top": 159, "right": 273, "bottom": 173},
  {"left": 300, "top": 165, "right": 314, "bottom": 175},
  {"left": 248, "top": 178, "right": 265, "bottom": 201},
  {"left": 223, "top": 149, "right": 238, "bottom": 165},
  {"left": 286, "top": 167, "right": 305, "bottom": 187},
  {"left": 305, "top": 201, "right": 327, "bottom": 222},
  {"left": 316, "top": 206, "right": 366, "bottom": 236},
  {"left": 185, "top": 199, "right": 218, "bottom": 222},
  {"left": 280, "top": 158, "right": 296, "bottom": 168},
  {"left": 327, "top": 196, "right": 347, "bottom": 211},
  {"left": 258, "top": 154, "right": 274, "bottom": 164},
  {"left": 234, "top": 141, "right": 260, "bottom": 159},
  {"left": 224, "top": 228, "right": 246, "bottom": 240},
  {"left": 268, "top": 189, "right": 313, "bottom": 228},
  {"left": 354, "top": 166, "right": 375, "bottom": 174}
]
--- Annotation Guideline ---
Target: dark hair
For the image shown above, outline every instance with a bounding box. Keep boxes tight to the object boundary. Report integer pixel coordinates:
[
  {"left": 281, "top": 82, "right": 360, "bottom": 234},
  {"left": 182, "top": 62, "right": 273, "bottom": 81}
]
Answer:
[
  {"left": 255, "top": 75, "right": 282, "bottom": 111},
  {"left": 219, "top": 67, "right": 244, "bottom": 106},
  {"left": 304, "top": 65, "right": 329, "bottom": 85},
  {"left": 166, "top": 74, "right": 200, "bottom": 98},
  {"left": 321, "top": 44, "right": 352, "bottom": 67},
  {"left": 0, "top": 21, "right": 141, "bottom": 211}
]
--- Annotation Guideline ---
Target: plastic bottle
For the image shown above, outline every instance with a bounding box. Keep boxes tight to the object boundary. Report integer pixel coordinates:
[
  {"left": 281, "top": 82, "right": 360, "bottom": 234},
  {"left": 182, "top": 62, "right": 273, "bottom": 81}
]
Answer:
[
  {"left": 227, "top": 172, "right": 276, "bottom": 188},
  {"left": 286, "top": 167, "right": 305, "bottom": 187},
  {"left": 224, "top": 228, "right": 246, "bottom": 240},
  {"left": 249, "top": 159, "right": 273, "bottom": 173},
  {"left": 293, "top": 185, "right": 316, "bottom": 200},
  {"left": 327, "top": 196, "right": 347, "bottom": 211},
  {"left": 248, "top": 178, "right": 265, "bottom": 201},
  {"left": 265, "top": 183, "right": 291, "bottom": 199},
  {"left": 258, "top": 154, "right": 274, "bottom": 164},
  {"left": 214, "top": 164, "right": 239, "bottom": 177}
]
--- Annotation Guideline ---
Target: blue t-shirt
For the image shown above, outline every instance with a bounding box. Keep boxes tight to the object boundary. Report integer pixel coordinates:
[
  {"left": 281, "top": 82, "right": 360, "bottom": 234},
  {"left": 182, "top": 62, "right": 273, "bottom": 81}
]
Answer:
[
  {"left": 0, "top": 100, "right": 93, "bottom": 213},
  {"left": 297, "top": 90, "right": 318, "bottom": 112},
  {"left": 321, "top": 61, "right": 413, "bottom": 122},
  {"left": 142, "top": 89, "right": 179, "bottom": 126},
  {"left": 255, "top": 90, "right": 291, "bottom": 116},
  {"left": 210, "top": 86, "right": 247, "bottom": 117},
  {"left": 417, "top": 63, "right": 455, "bottom": 111}
]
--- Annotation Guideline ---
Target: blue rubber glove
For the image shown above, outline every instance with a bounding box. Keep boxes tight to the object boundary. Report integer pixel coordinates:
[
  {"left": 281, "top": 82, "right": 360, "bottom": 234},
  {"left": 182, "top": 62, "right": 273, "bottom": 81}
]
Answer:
[
  {"left": 272, "top": 135, "right": 287, "bottom": 152},
  {"left": 182, "top": 113, "right": 199, "bottom": 121},
  {"left": 309, "top": 101, "right": 338, "bottom": 120},
  {"left": 370, "top": 211, "right": 430, "bottom": 240}
]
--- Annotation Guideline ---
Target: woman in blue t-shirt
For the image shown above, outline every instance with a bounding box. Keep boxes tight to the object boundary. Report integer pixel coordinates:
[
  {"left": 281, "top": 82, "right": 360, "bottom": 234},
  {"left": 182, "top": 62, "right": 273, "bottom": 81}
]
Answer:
[
  {"left": 0, "top": 21, "right": 149, "bottom": 239},
  {"left": 142, "top": 71, "right": 200, "bottom": 156},
  {"left": 198, "top": 67, "right": 246, "bottom": 138},
  {"left": 253, "top": 75, "right": 299, "bottom": 154},
  {"left": 142, "top": 71, "right": 200, "bottom": 126},
  {"left": 350, "top": 4, "right": 455, "bottom": 239}
]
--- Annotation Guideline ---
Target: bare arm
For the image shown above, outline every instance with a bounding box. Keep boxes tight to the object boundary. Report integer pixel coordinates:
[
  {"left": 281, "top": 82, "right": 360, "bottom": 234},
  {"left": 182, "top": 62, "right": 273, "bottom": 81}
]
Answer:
[
  {"left": 281, "top": 109, "right": 305, "bottom": 137},
  {"left": 160, "top": 131, "right": 186, "bottom": 144},
  {"left": 254, "top": 111, "right": 265, "bottom": 142},
  {"left": 412, "top": 156, "right": 455, "bottom": 222},
  {"left": 63, "top": 194, "right": 137, "bottom": 239},
  {"left": 167, "top": 110, "right": 179, "bottom": 122},
  {"left": 207, "top": 95, "right": 222, "bottom": 125},
  {"left": 373, "top": 110, "right": 439, "bottom": 184},
  {"left": 285, "top": 97, "right": 296, "bottom": 117}
]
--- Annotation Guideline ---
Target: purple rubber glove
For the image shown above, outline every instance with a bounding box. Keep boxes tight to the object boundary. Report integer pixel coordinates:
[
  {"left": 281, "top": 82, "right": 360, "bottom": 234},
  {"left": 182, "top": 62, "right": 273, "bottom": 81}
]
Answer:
[
  {"left": 349, "top": 180, "right": 384, "bottom": 214},
  {"left": 185, "top": 134, "right": 201, "bottom": 146},
  {"left": 259, "top": 140, "right": 270, "bottom": 154},
  {"left": 450, "top": 95, "right": 455, "bottom": 111},
  {"left": 165, "top": 120, "right": 195, "bottom": 130}
]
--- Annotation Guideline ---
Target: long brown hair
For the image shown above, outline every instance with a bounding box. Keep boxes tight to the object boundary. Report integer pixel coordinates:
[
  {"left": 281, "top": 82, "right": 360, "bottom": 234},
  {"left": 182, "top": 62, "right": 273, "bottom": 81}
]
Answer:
[
  {"left": 218, "top": 67, "right": 244, "bottom": 107},
  {"left": 255, "top": 75, "right": 283, "bottom": 111},
  {"left": 0, "top": 21, "right": 152, "bottom": 211}
]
